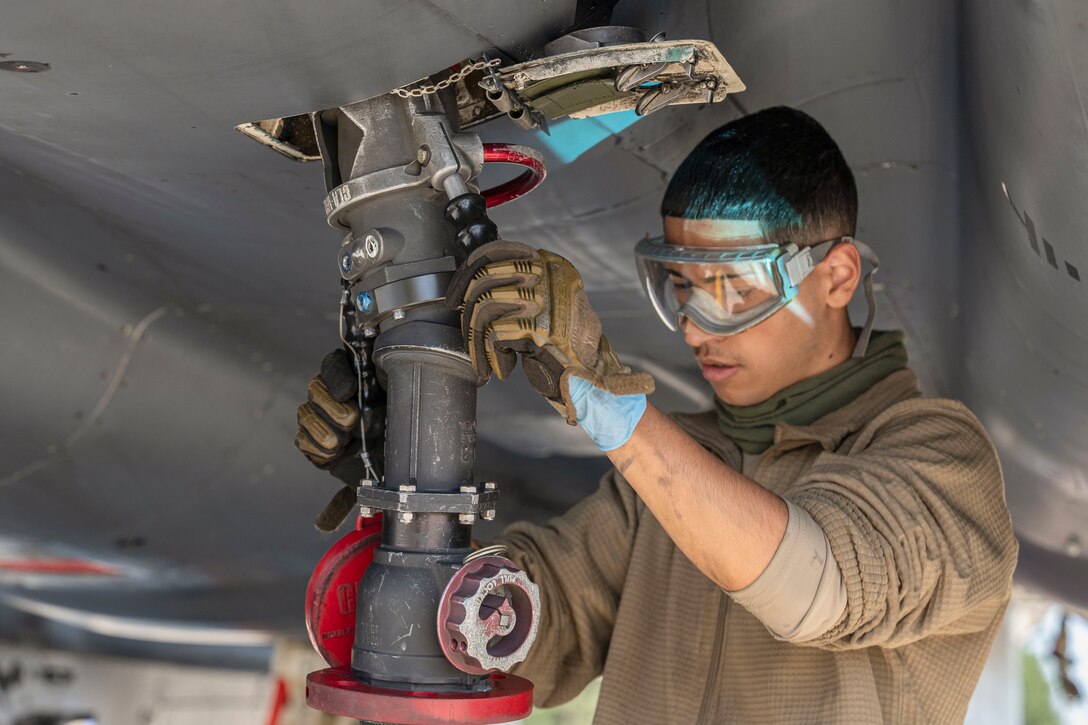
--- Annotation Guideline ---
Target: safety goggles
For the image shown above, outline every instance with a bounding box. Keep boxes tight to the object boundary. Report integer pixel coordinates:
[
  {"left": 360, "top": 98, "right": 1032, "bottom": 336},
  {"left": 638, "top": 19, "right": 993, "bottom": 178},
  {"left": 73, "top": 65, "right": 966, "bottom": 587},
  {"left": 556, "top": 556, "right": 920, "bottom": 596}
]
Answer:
[{"left": 634, "top": 235, "right": 880, "bottom": 357}]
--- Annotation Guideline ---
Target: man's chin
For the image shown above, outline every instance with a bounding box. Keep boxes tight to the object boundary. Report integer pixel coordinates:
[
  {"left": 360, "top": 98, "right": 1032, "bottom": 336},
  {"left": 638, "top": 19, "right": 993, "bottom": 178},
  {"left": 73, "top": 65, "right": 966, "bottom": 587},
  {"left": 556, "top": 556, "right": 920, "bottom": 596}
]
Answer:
[{"left": 711, "top": 378, "right": 770, "bottom": 408}]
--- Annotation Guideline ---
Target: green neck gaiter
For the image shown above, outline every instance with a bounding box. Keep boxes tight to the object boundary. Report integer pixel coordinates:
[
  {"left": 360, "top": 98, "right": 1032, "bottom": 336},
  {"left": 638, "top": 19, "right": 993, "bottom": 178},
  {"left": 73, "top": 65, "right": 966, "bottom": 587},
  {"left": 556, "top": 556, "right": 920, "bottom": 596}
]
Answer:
[{"left": 715, "top": 330, "right": 909, "bottom": 454}]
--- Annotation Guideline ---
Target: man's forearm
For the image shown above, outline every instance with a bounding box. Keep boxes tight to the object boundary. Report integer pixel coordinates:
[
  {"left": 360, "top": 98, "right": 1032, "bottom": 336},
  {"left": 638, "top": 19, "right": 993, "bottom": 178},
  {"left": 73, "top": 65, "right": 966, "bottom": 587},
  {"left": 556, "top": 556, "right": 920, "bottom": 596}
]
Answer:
[{"left": 607, "top": 404, "right": 788, "bottom": 591}]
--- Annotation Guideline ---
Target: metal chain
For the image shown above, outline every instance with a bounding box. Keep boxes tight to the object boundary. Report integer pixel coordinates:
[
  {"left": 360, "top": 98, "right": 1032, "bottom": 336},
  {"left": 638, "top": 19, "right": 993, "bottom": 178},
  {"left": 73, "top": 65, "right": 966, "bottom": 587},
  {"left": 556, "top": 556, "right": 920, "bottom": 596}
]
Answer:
[{"left": 391, "top": 58, "right": 502, "bottom": 98}]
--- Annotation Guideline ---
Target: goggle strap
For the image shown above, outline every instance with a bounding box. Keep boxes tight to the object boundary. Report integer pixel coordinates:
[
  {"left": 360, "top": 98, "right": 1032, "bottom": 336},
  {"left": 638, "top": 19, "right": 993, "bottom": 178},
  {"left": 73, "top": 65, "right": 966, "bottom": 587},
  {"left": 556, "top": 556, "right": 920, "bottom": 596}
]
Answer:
[
  {"left": 782, "top": 247, "right": 813, "bottom": 288},
  {"left": 850, "top": 238, "right": 881, "bottom": 358},
  {"left": 784, "top": 239, "right": 840, "bottom": 287}
]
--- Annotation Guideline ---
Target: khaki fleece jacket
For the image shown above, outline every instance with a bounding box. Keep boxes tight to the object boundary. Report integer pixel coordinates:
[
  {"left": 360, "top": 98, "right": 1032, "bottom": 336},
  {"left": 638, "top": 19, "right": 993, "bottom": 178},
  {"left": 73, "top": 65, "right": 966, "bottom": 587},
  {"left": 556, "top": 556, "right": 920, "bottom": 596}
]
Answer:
[{"left": 495, "top": 368, "right": 1018, "bottom": 724}]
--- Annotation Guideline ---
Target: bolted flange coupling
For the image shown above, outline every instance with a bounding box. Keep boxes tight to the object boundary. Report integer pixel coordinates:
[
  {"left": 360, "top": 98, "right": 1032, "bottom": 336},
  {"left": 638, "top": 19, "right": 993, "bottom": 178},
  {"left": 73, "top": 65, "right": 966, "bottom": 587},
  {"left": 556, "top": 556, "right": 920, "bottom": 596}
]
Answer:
[{"left": 437, "top": 555, "right": 540, "bottom": 675}]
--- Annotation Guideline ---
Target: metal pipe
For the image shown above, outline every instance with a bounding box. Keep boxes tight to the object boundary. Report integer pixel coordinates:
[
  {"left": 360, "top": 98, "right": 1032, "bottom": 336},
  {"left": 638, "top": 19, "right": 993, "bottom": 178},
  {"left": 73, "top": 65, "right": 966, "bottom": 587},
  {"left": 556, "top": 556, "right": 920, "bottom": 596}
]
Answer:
[
  {"left": 308, "top": 80, "right": 539, "bottom": 723},
  {"left": 321, "top": 89, "right": 486, "bottom": 691}
]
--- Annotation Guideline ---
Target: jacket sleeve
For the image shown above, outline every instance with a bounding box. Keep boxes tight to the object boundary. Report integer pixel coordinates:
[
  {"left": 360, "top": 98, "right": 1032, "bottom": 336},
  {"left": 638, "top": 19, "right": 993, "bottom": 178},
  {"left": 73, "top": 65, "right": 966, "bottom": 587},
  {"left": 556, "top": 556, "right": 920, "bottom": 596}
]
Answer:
[
  {"left": 490, "top": 467, "right": 641, "bottom": 707},
  {"left": 785, "top": 399, "right": 1018, "bottom": 650}
]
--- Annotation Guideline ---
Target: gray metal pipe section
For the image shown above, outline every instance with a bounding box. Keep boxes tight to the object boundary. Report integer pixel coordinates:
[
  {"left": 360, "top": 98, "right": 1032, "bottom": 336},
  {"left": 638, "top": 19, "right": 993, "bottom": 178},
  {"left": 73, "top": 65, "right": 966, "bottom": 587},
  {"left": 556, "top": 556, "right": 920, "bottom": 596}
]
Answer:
[
  {"left": 380, "top": 351, "right": 478, "bottom": 493},
  {"left": 355, "top": 338, "right": 477, "bottom": 686},
  {"left": 353, "top": 343, "right": 477, "bottom": 688}
]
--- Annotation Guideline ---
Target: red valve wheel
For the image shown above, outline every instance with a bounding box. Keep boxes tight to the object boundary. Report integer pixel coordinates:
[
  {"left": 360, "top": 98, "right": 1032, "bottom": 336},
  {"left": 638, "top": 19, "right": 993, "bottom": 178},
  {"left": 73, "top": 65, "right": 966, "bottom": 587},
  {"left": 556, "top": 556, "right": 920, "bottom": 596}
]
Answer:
[
  {"left": 305, "top": 515, "right": 383, "bottom": 667},
  {"left": 437, "top": 555, "right": 540, "bottom": 675},
  {"left": 481, "top": 143, "right": 546, "bottom": 208}
]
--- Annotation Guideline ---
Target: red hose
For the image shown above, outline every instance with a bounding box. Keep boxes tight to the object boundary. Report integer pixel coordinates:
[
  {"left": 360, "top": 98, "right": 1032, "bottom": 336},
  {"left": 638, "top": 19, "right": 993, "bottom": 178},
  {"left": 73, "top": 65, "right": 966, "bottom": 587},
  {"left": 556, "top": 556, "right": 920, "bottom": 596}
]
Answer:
[{"left": 481, "top": 143, "right": 546, "bottom": 208}]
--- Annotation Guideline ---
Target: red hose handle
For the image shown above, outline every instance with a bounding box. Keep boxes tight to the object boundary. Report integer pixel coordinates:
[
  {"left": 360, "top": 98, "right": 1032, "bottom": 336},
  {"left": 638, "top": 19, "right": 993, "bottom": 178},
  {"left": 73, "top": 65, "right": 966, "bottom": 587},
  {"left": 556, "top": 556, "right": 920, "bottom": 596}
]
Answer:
[{"left": 481, "top": 143, "right": 546, "bottom": 208}]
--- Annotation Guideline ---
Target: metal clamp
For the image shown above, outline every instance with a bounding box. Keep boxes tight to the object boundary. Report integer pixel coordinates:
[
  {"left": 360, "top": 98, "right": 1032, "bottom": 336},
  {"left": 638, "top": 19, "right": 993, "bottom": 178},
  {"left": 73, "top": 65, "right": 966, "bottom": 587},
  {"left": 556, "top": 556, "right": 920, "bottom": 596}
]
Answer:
[
  {"left": 357, "top": 481, "right": 498, "bottom": 522},
  {"left": 324, "top": 166, "right": 432, "bottom": 230},
  {"left": 369, "top": 272, "right": 452, "bottom": 322}
]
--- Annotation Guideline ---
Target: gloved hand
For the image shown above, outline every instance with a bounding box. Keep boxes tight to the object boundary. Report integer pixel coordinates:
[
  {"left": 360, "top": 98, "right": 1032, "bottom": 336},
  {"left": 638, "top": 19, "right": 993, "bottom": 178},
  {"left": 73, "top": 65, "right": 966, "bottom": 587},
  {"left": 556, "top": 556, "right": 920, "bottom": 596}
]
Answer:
[
  {"left": 295, "top": 348, "right": 385, "bottom": 532},
  {"left": 446, "top": 241, "right": 654, "bottom": 448}
]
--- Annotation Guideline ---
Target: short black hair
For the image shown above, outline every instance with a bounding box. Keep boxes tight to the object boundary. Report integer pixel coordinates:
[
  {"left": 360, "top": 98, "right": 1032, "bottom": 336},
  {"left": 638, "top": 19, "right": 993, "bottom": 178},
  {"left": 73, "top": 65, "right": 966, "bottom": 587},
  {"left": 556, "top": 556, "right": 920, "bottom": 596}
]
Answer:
[{"left": 660, "top": 106, "right": 857, "bottom": 247}]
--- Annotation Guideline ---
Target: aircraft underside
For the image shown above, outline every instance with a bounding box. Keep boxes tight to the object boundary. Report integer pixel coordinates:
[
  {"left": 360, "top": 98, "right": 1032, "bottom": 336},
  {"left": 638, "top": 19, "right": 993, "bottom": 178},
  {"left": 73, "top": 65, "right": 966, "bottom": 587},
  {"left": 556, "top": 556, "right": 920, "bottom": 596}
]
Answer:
[{"left": 0, "top": 0, "right": 1086, "bottom": 721}]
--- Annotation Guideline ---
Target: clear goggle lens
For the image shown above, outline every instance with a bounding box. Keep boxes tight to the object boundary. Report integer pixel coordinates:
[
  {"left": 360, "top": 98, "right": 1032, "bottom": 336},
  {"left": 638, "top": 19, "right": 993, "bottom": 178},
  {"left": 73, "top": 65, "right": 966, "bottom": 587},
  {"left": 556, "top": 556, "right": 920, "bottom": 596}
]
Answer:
[
  {"left": 635, "top": 236, "right": 833, "bottom": 336},
  {"left": 644, "top": 257, "right": 787, "bottom": 333}
]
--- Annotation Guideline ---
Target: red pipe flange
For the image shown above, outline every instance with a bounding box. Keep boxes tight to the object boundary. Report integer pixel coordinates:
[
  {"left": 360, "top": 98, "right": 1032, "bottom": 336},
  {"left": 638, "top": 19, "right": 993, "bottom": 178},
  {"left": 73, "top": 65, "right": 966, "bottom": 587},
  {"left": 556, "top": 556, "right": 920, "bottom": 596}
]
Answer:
[
  {"left": 480, "top": 143, "right": 546, "bottom": 208},
  {"left": 306, "top": 668, "right": 534, "bottom": 725}
]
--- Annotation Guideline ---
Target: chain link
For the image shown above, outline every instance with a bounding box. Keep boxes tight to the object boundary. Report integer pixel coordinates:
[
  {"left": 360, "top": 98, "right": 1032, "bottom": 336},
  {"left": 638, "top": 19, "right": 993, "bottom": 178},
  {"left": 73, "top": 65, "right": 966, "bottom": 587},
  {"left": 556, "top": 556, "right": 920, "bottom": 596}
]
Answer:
[{"left": 391, "top": 58, "right": 502, "bottom": 98}]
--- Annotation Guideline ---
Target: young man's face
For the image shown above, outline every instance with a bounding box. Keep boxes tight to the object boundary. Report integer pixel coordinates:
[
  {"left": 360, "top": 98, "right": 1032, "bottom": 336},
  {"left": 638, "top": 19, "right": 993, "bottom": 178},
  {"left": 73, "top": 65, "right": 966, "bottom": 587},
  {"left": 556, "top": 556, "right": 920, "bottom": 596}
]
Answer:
[{"left": 663, "top": 216, "right": 853, "bottom": 407}]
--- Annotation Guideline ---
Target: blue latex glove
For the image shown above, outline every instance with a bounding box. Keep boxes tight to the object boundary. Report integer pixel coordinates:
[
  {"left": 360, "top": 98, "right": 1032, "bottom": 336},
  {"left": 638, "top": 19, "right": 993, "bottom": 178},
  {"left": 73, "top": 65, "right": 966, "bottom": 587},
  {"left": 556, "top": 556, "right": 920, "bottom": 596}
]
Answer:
[{"left": 567, "top": 376, "right": 648, "bottom": 451}]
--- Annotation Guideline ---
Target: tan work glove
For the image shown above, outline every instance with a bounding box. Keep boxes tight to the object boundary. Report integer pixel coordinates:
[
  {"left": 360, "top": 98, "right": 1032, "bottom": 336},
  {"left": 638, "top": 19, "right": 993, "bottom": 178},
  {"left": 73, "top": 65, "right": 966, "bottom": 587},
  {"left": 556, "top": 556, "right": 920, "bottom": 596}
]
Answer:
[
  {"left": 295, "top": 349, "right": 385, "bottom": 532},
  {"left": 445, "top": 240, "right": 654, "bottom": 424}
]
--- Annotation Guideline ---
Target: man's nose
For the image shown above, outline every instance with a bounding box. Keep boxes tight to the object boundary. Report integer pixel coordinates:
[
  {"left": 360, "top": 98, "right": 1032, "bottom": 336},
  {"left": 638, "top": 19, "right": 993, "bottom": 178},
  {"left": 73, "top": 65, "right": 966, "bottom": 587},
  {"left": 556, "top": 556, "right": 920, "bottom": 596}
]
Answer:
[{"left": 681, "top": 316, "right": 717, "bottom": 348}]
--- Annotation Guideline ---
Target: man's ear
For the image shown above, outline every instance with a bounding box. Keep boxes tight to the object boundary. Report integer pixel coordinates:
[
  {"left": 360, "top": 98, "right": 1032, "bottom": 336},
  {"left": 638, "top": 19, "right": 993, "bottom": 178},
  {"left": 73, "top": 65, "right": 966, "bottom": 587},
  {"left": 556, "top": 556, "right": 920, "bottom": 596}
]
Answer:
[{"left": 822, "top": 242, "right": 862, "bottom": 310}]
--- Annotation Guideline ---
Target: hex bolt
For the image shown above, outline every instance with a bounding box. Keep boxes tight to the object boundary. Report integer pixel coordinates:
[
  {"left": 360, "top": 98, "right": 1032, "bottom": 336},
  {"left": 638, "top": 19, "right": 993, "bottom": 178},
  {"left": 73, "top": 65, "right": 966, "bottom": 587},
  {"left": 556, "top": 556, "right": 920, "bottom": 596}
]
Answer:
[
  {"left": 483, "top": 482, "right": 497, "bottom": 491},
  {"left": 460, "top": 485, "right": 478, "bottom": 493},
  {"left": 358, "top": 479, "right": 375, "bottom": 519},
  {"left": 498, "top": 609, "right": 513, "bottom": 631},
  {"left": 392, "top": 309, "right": 406, "bottom": 320},
  {"left": 416, "top": 146, "right": 431, "bottom": 165},
  {"left": 356, "top": 291, "right": 375, "bottom": 313},
  {"left": 458, "top": 513, "right": 476, "bottom": 525},
  {"left": 364, "top": 232, "right": 381, "bottom": 259},
  {"left": 399, "top": 512, "right": 415, "bottom": 523},
  {"left": 397, "top": 484, "right": 416, "bottom": 505},
  {"left": 482, "top": 509, "right": 496, "bottom": 521}
]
